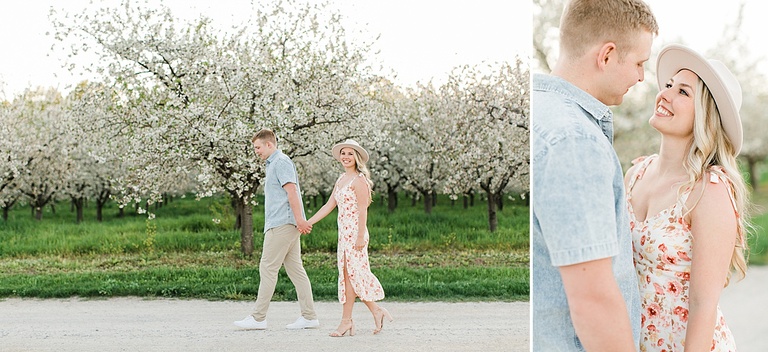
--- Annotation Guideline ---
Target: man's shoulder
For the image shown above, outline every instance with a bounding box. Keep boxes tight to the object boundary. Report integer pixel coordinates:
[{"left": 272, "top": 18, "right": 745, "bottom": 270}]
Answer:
[
  {"left": 270, "top": 151, "right": 294, "bottom": 166},
  {"left": 532, "top": 101, "right": 602, "bottom": 146}
]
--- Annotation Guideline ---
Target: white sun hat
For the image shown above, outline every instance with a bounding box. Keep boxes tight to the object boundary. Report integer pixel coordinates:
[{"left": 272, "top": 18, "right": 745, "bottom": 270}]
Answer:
[
  {"left": 332, "top": 139, "right": 369, "bottom": 163},
  {"left": 656, "top": 43, "right": 743, "bottom": 155}
]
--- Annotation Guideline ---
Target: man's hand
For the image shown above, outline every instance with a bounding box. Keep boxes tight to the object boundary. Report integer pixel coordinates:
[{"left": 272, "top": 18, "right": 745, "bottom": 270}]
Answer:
[{"left": 297, "top": 219, "right": 312, "bottom": 235}]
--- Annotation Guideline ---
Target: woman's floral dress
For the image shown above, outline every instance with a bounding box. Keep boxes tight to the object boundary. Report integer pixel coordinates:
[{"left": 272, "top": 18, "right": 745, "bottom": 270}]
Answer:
[
  {"left": 333, "top": 174, "right": 385, "bottom": 303},
  {"left": 627, "top": 155, "right": 737, "bottom": 351}
]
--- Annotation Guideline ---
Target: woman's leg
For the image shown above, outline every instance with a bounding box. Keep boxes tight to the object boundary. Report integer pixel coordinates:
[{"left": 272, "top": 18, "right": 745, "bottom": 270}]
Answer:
[
  {"left": 331, "top": 256, "right": 357, "bottom": 336},
  {"left": 341, "top": 261, "right": 356, "bottom": 318},
  {"left": 363, "top": 299, "right": 392, "bottom": 334}
]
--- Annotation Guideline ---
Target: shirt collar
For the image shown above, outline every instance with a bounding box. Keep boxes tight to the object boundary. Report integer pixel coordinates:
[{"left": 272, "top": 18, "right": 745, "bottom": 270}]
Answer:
[
  {"left": 533, "top": 73, "right": 613, "bottom": 123},
  {"left": 266, "top": 149, "right": 283, "bottom": 165}
]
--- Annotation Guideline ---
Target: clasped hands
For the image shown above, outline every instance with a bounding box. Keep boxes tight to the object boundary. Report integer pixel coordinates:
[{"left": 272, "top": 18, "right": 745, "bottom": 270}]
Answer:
[{"left": 298, "top": 219, "right": 312, "bottom": 235}]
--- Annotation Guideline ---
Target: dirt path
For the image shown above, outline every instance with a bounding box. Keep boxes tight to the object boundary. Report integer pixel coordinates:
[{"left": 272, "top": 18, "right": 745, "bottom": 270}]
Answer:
[
  {"left": 0, "top": 299, "right": 529, "bottom": 352},
  {"left": 720, "top": 265, "right": 768, "bottom": 352}
]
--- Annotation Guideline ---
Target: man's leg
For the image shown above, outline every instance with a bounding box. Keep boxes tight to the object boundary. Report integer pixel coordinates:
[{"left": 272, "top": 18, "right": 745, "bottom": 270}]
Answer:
[
  {"left": 282, "top": 225, "right": 317, "bottom": 320},
  {"left": 251, "top": 225, "right": 293, "bottom": 321}
]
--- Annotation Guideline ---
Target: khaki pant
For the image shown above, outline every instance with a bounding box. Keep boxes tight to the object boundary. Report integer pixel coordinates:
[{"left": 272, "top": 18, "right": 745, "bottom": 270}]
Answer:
[{"left": 251, "top": 224, "right": 316, "bottom": 321}]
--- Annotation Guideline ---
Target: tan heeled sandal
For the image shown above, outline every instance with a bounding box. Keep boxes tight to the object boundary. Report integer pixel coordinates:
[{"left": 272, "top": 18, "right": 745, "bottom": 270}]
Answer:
[
  {"left": 373, "top": 307, "right": 394, "bottom": 334},
  {"left": 329, "top": 318, "right": 355, "bottom": 337}
]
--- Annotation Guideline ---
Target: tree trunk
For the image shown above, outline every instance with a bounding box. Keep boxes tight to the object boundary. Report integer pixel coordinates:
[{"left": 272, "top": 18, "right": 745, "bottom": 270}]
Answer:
[
  {"left": 423, "top": 191, "right": 433, "bottom": 214},
  {"left": 747, "top": 157, "right": 758, "bottom": 192},
  {"left": 486, "top": 191, "right": 498, "bottom": 232},
  {"left": 237, "top": 196, "right": 254, "bottom": 256},
  {"left": 431, "top": 191, "right": 437, "bottom": 207},
  {"left": 50, "top": 203, "right": 56, "bottom": 215},
  {"left": 73, "top": 197, "right": 84, "bottom": 224},
  {"left": 30, "top": 194, "right": 52, "bottom": 221},
  {"left": 411, "top": 193, "right": 417, "bottom": 207},
  {"left": 2, "top": 198, "right": 17, "bottom": 221},
  {"left": 387, "top": 188, "right": 397, "bottom": 213},
  {"left": 233, "top": 197, "right": 243, "bottom": 231},
  {"left": 118, "top": 206, "right": 124, "bottom": 218},
  {"left": 470, "top": 192, "right": 475, "bottom": 207},
  {"left": 96, "top": 190, "right": 110, "bottom": 222},
  {"left": 497, "top": 192, "right": 504, "bottom": 211}
]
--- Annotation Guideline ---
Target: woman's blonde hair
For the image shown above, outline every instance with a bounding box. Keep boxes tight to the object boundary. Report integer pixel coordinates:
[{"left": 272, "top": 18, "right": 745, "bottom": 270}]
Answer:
[
  {"left": 348, "top": 148, "right": 374, "bottom": 204},
  {"left": 680, "top": 77, "right": 750, "bottom": 285}
]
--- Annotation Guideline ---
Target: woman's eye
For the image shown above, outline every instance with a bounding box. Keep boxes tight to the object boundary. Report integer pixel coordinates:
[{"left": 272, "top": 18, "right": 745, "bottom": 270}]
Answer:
[
  {"left": 679, "top": 89, "right": 689, "bottom": 97},
  {"left": 665, "top": 83, "right": 672, "bottom": 89}
]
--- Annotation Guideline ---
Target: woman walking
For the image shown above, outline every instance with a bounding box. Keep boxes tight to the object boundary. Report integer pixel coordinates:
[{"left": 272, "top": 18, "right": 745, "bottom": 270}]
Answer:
[{"left": 308, "top": 139, "right": 393, "bottom": 337}]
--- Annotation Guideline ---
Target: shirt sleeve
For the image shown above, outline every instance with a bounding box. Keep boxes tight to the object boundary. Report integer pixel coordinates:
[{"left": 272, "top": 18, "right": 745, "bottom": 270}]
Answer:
[
  {"left": 274, "top": 158, "right": 299, "bottom": 187},
  {"left": 533, "top": 133, "right": 620, "bottom": 267}
]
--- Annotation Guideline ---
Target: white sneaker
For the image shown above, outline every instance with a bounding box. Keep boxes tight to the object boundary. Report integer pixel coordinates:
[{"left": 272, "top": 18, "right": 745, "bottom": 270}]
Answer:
[
  {"left": 285, "top": 316, "right": 320, "bottom": 329},
  {"left": 233, "top": 315, "right": 267, "bottom": 330}
]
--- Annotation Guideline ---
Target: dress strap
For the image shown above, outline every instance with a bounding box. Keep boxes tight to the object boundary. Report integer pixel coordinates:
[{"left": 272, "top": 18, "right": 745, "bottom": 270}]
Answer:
[
  {"left": 707, "top": 166, "right": 740, "bottom": 217},
  {"left": 357, "top": 173, "right": 371, "bottom": 193},
  {"left": 627, "top": 154, "right": 656, "bottom": 195},
  {"left": 334, "top": 173, "right": 345, "bottom": 186},
  {"left": 343, "top": 174, "right": 357, "bottom": 189}
]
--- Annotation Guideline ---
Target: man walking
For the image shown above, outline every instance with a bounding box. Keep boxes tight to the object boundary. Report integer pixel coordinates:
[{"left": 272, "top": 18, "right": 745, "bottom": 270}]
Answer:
[
  {"left": 531, "top": 0, "right": 658, "bottom": 350},
  {"left": 234, "top": 129, "right": 319, "bottom": 330}
]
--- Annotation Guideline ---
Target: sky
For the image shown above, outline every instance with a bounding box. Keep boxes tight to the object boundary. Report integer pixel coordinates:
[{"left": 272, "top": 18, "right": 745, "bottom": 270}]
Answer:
[
  {"left": 644, "top": 0, "right": 768, "bottom": 59},
  {"left": 0, "top": 0, "right": 530, "bottom": 100}
]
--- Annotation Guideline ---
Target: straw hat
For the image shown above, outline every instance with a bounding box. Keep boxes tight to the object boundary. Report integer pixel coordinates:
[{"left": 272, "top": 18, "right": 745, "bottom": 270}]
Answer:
[
  {"left": 332, "top": 139, "right": 369, "bottom": 163},
  {"left": 656, "top": 44, "right": 743, "bottom": 155}
]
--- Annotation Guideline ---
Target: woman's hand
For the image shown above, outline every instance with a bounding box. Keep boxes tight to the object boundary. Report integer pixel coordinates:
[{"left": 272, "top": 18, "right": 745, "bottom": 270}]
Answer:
[{"left": 354, "top": 235, "right": 366, "bottom": 251}]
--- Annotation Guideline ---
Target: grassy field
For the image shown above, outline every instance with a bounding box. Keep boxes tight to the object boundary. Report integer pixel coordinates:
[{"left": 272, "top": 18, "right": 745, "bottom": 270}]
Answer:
[
  {"left": 0, "top": 194, "right": 529, "bottom": 301},
  {"left": 747, "top": 179, "right": 768, "bottom": 265}
]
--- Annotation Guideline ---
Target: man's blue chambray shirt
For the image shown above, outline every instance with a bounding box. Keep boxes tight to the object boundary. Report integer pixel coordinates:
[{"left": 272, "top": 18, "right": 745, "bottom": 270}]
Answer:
[
  {"left": 531, "top": 73, "right": 640, "bottom": 351},
  {"left": 263, "top": 150, "right": 305, "bottom": 233}
]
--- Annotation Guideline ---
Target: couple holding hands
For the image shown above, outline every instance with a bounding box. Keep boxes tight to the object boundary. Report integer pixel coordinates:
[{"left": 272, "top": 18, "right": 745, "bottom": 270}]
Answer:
[
  {"left": 533, "top": 0, "right": 748, "bottom": 351},
  {"left": 234, "top": 129, "right": 391, "bottom": 337}
]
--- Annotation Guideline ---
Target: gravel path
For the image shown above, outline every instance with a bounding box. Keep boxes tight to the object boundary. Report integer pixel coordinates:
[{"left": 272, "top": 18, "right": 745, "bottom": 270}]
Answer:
[
  {"left": 720, "top": 265, "right": 768, "bottom": 352},
  {"left": 3, "top": 267, "right": 758, "bottom": 352},
  {"left": 0, "top": 299, "right": 529, "bottom": 352}
]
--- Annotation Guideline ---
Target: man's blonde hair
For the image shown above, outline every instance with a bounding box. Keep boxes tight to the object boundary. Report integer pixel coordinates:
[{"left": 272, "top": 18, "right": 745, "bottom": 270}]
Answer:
[
  {"left": 252, "top": 129, "right": 277, "bottom": 145},
  {"left": 560, "top": 0, "right": 658, "bottom": 60}
]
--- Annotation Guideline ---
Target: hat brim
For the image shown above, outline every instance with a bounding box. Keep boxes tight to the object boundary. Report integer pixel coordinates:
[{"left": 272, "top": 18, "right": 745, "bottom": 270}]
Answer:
[
  {"left": 656, "top": 44, "right": 743, "bottom": 155},
  {"left": 332, "top": 143, "right": 369, "bottom": 163}
]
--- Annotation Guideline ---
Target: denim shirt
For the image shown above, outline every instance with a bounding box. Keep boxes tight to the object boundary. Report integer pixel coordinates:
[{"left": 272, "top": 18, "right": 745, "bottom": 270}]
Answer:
[
  {"left": 531, "top": 73, "right": 640, "bottom": 351},
  {"left": 263, "top": 150, "right": 305, "bottom": 233}
]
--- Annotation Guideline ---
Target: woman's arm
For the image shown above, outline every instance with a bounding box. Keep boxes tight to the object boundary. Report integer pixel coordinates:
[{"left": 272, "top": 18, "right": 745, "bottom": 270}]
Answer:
[
  {"left": 684, "top": 178, "right": 738, "bottom": 350},
  {"left": 307, "top": 186, "right": 337, "bottom": 225},
  {"left": 352, "top": 176, "right": 370, "bottom": 251}
]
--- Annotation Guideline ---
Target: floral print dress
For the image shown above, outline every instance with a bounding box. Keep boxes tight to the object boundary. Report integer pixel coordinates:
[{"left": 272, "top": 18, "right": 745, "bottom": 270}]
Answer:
[
  {"left": 627, "top": 155, "right": 736, "bottom": 351},
  {"left": 333, "top": 174, "right": 385, "bottom": 303}
]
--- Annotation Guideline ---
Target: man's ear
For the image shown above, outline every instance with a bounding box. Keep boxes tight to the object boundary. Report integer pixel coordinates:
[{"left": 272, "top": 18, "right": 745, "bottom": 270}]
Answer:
[{"left": 596, "top": 42, "right": 617, "bottom": 71}]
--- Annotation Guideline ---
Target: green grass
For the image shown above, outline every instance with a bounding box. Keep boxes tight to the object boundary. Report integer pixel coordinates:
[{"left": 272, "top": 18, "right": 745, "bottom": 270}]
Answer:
[
  {"left": 0, "top": 193, "right": 529, "bottom": 301},
  {"left": 747, "top": 181, "right": 768, "bottom": 265}
]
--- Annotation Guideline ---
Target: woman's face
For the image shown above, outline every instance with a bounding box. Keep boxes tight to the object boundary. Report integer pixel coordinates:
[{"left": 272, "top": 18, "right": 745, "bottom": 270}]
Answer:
[
  {"left": 339, "top": 147, "right": 357, "bottom": 169},
  {"left": 650, "top": 69, "right": 698, "bottom": 138}
]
